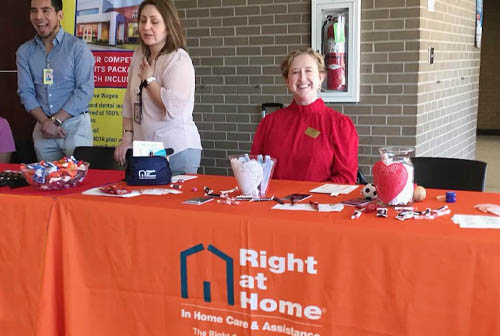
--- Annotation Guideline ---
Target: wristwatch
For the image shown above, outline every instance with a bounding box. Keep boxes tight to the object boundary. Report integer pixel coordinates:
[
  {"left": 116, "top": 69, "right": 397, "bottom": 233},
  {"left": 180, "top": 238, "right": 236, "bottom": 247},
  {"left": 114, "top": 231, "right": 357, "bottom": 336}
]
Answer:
[
  {"left": 50, "top": 115, "right": 63, "bottom": 127},
  {"left": 144, "top": 76, "right": 156, "bottom": 87}
]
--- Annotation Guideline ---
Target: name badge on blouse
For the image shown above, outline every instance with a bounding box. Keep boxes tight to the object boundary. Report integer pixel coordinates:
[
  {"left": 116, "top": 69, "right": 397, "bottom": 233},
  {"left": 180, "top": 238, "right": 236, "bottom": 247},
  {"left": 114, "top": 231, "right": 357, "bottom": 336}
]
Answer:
[
  {"left": 134, "top": 103, "right": 142, "bottom": 125},
  {"left": 305, "top": 127, "right": 320, "bottom": 139},
  {"left": 43, "top": 68, "right": 53, "bottom": 85}
]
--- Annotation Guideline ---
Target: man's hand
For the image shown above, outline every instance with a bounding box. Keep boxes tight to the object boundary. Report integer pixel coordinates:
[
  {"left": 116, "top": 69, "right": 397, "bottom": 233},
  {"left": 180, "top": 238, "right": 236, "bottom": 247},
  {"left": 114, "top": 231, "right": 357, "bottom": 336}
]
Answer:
[{"left": 41, "top": 119, "right": 66, "bottom": 139}]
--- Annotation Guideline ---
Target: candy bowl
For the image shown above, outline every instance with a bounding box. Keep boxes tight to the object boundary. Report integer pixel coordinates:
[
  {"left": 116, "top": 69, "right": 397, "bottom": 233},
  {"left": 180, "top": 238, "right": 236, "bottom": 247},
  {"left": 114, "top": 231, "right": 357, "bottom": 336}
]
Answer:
[{"left": 20, "top": 157, "right": 89, "bottom": 190}]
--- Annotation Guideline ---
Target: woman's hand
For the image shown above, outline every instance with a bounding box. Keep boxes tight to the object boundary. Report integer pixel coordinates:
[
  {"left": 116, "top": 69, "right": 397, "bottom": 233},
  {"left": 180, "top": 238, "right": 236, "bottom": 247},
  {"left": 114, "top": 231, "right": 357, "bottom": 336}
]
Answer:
[
  {"left": 139, "top": 57, "right": 155, "bottom": 81},
  {"left": 114, "top": 138, "right": 133, "bottom": 166}
]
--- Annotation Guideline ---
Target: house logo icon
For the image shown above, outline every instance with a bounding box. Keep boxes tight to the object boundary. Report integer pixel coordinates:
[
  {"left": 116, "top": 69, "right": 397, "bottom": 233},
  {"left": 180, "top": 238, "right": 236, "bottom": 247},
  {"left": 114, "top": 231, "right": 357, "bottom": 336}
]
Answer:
[{"left": 180, "top": 244, "right": 234, "bottom": 305}]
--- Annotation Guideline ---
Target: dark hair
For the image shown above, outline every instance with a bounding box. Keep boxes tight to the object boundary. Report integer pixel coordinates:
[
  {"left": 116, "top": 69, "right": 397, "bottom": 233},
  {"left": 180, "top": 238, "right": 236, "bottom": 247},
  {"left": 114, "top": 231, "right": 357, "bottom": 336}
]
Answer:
[
  {"left": 51, "top": 0, "right": 62, "bottom": 11},
  {"left": 138, "top": 0, "right": 187, "bottom": 60},
  {"left": 30, "top": 0, "right": 62, "bottom": 11}
]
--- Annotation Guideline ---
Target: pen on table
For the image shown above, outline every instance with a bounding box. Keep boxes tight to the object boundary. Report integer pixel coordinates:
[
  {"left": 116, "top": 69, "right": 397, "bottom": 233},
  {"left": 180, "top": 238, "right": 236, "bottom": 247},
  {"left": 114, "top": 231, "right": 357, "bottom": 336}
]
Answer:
[
  {"left": 272, "top": 196, "right": 284, "bottom": 205},
  {"left": 309, "top": 200, "right": 319, "bottom": 211}
]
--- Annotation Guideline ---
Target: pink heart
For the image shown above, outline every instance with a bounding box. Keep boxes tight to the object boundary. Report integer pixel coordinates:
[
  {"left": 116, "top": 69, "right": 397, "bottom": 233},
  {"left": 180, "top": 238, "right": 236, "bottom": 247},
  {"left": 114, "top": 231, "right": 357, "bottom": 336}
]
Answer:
[{"left": 373, "top": 161, "right": 408, "bottom": 203}]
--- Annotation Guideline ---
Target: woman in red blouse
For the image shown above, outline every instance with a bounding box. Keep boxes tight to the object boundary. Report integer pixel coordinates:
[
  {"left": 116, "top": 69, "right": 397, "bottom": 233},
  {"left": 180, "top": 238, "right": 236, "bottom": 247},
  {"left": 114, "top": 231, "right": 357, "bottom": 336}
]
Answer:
[{"left": 250, "top": 48, "right": 358, "bottom": 184}]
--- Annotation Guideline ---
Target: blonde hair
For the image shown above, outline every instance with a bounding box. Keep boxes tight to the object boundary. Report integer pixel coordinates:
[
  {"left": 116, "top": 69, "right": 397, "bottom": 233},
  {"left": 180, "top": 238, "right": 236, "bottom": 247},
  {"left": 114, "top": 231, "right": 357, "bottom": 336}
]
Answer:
[
  {"left": 138, "top": 0, "right": 187, "bottom": 60},
  {"left": 280, "top": 48, "right": 326, "bottom": 79}
]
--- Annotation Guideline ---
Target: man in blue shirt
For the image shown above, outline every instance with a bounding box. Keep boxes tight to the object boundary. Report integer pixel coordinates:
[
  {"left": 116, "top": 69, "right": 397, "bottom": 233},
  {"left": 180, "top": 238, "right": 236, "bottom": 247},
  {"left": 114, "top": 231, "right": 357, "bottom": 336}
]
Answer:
[{"left": 17, "top": 0, "right": 94, "bottom": 161}]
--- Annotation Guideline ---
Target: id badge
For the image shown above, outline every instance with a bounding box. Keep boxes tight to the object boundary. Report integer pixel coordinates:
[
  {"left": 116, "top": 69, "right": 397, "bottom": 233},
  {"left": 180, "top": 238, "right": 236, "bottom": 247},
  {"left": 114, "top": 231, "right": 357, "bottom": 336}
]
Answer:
[
  {"left": 305, "top": 127, "right": 320, "bottom": 139},
  {"left": 134, "top": 102, "right": 142, "bottom": 125},
  {"left": 43, "top": 68, "right": 54, "bottom": 85}
]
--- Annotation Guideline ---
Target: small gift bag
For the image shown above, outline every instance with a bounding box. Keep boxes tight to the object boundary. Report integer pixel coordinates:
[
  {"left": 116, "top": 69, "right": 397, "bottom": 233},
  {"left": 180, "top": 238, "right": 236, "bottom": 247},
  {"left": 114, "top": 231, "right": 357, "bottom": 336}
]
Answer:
[
  {"left": 125, "top": 149, "right": 173, "bottom": 186},
  {"left": 372, "top": 147, "right": 414, "bottom": 206}
]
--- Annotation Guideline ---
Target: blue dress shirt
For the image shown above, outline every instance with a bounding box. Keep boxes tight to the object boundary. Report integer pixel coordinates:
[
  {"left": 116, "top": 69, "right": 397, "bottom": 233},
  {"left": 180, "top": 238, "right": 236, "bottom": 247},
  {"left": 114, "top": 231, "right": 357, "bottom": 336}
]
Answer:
[{"left": 16, "top": 27, "right": 95, "bottom": 117}]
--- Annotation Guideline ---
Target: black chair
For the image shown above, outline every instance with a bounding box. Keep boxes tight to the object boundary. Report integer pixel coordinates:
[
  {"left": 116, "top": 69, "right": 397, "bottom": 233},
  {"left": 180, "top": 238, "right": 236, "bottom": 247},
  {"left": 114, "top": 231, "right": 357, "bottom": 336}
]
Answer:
[
  {"left": 73, "top": 146, "right": 125, "bottom": 170},
  {"left": 356, "top": 169, "right": 368, "bottom": 185},
  {"left": 261, "top": 103, "right": 284, "bottom": 119},
  {"left": 411, "top": 157, "right": 487, "bottom": 191}
]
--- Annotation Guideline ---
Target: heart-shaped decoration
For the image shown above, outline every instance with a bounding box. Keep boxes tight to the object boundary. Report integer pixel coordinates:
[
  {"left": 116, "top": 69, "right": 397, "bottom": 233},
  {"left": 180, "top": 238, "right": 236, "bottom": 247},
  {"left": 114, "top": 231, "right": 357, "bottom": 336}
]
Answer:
[{"left": 373, "top": 161, "right": 408, "bottom": 203}]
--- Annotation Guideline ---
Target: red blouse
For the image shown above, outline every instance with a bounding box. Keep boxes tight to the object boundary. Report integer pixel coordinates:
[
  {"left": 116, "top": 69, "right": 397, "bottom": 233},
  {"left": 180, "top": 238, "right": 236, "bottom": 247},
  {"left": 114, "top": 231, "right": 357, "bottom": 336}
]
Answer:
[{"left": 250, "top": 98, "right": 358, "bottom": 184}]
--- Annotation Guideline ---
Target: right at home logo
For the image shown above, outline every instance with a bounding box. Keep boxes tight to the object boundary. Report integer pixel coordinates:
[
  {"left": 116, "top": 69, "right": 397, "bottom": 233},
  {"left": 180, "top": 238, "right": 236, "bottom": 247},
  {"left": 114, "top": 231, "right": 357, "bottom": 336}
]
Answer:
[
  {"left": 180, "top": 243, "right": 235, "bottom": 306},
  {"left": 180, "top": 244, "right": 322, "bottom": 321}
]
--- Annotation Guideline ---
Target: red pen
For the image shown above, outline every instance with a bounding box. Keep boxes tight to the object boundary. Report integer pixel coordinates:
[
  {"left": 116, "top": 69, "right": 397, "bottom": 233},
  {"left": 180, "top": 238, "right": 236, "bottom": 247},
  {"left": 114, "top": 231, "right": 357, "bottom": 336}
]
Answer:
[{"left": 309, "top": 201, "right": 319, "bottom": 211}]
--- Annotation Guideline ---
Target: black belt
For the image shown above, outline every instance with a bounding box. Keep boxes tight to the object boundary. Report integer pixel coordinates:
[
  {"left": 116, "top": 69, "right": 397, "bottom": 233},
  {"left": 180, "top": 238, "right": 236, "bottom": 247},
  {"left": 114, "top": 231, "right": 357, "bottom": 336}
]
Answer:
[{"left": 47, "top": 111, "right": 88, "bottom": 119}]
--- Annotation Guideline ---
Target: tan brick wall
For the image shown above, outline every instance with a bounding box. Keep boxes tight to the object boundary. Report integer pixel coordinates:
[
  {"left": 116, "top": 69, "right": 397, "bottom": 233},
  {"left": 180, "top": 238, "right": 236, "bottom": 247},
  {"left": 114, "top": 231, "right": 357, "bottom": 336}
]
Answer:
[
  {"left": 478, "top": 0, "right": 500, "bottom": 130},
  {"left": 417, "top": 0, "right": 481, "bottom": 159},
  {"left": 175, "top": 0, "right": 480, "bottom": 177}
]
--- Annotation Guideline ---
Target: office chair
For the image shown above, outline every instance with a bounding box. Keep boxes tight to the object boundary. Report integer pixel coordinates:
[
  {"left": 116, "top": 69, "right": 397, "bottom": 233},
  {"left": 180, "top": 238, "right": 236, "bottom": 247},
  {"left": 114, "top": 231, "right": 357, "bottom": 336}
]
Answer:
[
  {"left": 73, "top": 146, "right": 125, "bottom": 170},
  {"left": 356, "top": 169, "right": 368, "bottom": 185},
  {"left": 411, "top": 157, "right": 487, "bottom": 191},
  {"left": 261, "top": 103, "right": 284, "bottom": 119}
]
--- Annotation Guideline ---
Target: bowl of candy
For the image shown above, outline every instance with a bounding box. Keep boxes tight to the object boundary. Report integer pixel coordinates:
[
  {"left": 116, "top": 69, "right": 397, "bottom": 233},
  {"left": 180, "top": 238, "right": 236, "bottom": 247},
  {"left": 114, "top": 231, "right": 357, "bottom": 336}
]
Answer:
[{"left": 20, "top": 157, "right": 89, "bottom": 190}]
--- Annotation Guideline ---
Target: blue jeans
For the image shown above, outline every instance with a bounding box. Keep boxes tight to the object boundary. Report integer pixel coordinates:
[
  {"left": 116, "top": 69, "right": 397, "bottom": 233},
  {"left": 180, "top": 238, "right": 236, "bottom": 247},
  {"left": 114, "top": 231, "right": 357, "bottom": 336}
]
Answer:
[
  {"left": 33, "top": 113, "right": 92, "bottom": 162},
  {"left": 169, "top": 148, "right": 201, "bottom": 175}
]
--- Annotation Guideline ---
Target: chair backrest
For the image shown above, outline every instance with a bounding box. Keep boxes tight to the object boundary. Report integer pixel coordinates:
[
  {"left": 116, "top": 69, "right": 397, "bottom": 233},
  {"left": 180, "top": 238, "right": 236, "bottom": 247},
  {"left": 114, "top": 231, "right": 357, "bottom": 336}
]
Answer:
[
  {"left": 356, "top": 169, "right": 368, "bottom": 185},
  {"left": 261, "top": 103, "right": 284, "bottom": 119},
  {"left": 411, "top": 157, "right": 487, "bottom": 191},
  {"left": 73, "top": 146, "right": 124, "bottom": 170}
]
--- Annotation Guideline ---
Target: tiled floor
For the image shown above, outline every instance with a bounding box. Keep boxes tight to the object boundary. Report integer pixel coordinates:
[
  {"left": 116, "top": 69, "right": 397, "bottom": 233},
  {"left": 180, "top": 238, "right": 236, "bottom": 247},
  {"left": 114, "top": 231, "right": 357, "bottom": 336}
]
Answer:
[{"left": 475, "top": 135, "right": 500, "bottom": 193}]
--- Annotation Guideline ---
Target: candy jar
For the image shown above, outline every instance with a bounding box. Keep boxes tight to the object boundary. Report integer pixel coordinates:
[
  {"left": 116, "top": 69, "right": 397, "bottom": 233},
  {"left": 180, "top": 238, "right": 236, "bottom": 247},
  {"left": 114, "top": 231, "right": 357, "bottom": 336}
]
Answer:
[{"left": 372, "top": 147, "right": 414, "bottom": 206}]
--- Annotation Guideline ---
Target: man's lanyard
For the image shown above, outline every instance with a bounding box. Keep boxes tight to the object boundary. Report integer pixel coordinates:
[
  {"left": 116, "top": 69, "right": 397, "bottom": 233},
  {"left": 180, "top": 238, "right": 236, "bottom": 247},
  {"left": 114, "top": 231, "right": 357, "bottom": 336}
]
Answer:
[{"left": 43, "top": 59, "right": 53, "bottom": 85}]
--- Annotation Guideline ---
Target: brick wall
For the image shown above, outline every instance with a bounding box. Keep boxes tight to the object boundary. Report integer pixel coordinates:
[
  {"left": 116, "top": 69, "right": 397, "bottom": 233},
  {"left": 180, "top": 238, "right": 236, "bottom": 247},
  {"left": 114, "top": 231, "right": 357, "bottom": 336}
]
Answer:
[
  {"left": 417, "top": 0, "right": 481, "bottom": 159},
  {"left": 477, "top": 0, "right": 500, "bottom": 131},
  {"left": 355, "top": 0, "right": 420, "bottom": 175},
  {"left": 175, "top": 0, "right": 480, "bottom": 177}
]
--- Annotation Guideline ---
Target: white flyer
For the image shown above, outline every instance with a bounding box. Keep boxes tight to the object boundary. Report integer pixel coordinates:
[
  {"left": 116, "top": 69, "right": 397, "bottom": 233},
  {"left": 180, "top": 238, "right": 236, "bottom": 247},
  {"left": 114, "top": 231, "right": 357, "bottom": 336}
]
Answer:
[
  {"left": 309, "top": 184, "right": 359, "bottom": 196},
  {"left": 132, "top": 140, "right": 167, "bottom": 157},
  {"left": 452, "top": 214, "right": 500, "bottom": 229},
  {"left": 272, "top": 203, "right": 344, "bottom": 212}
]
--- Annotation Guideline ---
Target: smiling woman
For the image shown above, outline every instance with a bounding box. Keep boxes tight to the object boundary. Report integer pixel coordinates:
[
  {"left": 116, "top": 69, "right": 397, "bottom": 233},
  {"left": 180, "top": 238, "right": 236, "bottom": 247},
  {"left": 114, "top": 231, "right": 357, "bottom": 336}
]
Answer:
[{"left": 250, "top": 48, "right": 359, "bottom": 184}]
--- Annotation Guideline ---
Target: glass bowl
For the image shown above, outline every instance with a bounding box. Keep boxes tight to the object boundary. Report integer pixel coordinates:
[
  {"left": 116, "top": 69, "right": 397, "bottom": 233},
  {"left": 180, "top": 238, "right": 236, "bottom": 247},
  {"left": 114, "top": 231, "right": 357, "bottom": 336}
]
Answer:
[
  {"left": 21, "top": 159, "right": 89, "bottom": 190},
  {"left": 229, "top": 154, "right": 276, "bottom": 197}
]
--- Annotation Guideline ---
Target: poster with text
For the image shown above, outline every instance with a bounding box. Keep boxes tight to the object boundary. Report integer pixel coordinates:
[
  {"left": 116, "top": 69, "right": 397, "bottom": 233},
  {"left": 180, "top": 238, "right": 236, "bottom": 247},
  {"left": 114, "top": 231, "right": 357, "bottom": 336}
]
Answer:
[{"left": 63, "top": 0, "right": 141, "bottom": 146}]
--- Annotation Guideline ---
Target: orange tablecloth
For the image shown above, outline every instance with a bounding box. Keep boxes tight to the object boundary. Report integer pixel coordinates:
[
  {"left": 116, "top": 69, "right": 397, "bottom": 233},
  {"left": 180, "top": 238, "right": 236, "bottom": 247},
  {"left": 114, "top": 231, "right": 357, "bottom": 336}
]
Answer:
[
  {"left": 30, "top": 175, "right": 500, "bottom": 336},
  {"left": 0, "top": 164, "right": 124, "bottom": 336},
  {"left": 0, "top": 194, "right": 53, "bottom": 336}
]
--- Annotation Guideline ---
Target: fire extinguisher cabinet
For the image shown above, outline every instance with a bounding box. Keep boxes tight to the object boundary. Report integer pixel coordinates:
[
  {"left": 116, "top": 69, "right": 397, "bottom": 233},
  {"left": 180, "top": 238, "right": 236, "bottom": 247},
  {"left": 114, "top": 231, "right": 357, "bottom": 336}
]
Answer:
[{"left": 312, "top": 0, "right": 360, "bottom": 103}]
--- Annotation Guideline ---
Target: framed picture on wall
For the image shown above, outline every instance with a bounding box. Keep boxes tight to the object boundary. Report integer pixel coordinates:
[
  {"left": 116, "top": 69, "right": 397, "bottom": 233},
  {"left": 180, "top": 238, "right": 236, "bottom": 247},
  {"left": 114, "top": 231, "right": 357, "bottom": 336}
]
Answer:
[{"left": 475, "top": 0, "right": 483, "bottom": 48}]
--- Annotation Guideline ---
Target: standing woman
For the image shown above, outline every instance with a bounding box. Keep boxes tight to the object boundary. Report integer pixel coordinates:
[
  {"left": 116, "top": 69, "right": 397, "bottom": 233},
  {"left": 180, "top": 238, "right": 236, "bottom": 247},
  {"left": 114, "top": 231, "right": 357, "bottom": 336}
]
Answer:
[
  {"left": 251, "top": 48, "right": 358, "bottom": 184},
  {"left": 114, "top": 0, "right": 202, "bottom": 174}
]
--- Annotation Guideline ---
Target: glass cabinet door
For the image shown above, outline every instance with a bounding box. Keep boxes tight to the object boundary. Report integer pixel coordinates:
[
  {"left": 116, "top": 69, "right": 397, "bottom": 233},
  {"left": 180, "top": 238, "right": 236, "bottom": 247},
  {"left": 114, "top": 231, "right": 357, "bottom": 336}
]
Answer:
[{"left": 312, "top": 0, "right": 360, "bottom": 103}]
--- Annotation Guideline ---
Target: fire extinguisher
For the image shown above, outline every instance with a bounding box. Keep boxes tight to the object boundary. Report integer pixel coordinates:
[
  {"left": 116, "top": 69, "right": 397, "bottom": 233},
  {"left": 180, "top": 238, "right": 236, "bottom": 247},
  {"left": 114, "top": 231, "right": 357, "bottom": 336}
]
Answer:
[{"left": 323, "top": 15, "right": 346, "bottom": 91}]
